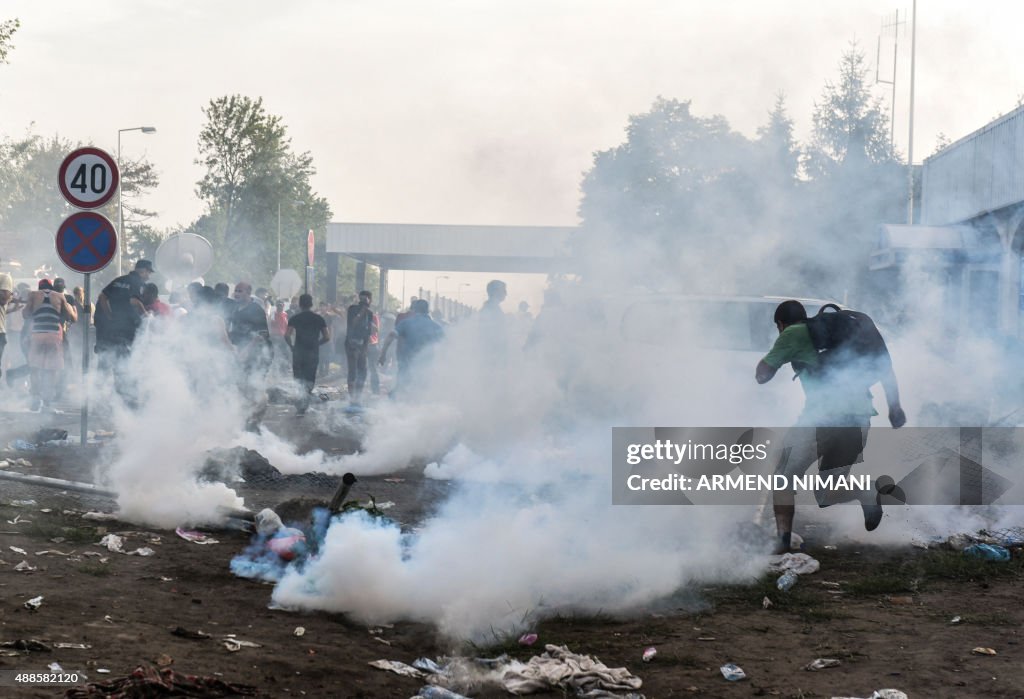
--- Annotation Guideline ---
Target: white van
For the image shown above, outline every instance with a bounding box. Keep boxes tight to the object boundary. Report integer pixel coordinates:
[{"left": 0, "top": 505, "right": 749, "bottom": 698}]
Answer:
[
  {"left": 616, "top": 294, "right": 837, "bottom": 354},
  {"left": 608, "top": 294, "right": 841, "bottom": 426}
]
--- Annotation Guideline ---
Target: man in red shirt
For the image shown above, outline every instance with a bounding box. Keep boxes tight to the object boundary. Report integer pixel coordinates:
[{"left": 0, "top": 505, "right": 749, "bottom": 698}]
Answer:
[{"left": 142, "top": 283, "right": 172, "bottom": 317}]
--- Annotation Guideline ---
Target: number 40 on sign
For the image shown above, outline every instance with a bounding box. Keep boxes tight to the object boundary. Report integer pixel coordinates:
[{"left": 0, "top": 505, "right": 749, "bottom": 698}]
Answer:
[{"left": 58, "top": 147, "right": 120, "bottom": 210}]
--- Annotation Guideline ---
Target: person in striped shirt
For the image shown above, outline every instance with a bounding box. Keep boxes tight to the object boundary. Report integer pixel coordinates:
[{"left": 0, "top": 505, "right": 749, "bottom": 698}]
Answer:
[{"left": 23, "top": 279, "right": 77, "bottom": 411}]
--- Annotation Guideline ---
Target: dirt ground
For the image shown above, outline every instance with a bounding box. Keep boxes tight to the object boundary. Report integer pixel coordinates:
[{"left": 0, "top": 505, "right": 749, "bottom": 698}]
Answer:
[{"left": 0, "top": 402, "right": 1022, "bottom": 699}]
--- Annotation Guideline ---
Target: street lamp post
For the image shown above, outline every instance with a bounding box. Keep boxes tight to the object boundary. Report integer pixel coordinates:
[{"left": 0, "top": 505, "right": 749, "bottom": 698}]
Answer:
[
  {"left": 434, "top": 275, "right": 449, "bottom": 304},
  {"left": 117, "top": 126, "right": 156, "bottom": 275}
]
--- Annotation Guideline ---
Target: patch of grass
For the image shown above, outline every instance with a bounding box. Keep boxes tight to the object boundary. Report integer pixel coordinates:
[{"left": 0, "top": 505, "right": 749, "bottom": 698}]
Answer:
[
  {"left": 23, "top": 521, "right": 101, "bottom": 544},
  {"left": 78, "top": 563, "right": 111, "bottom": 576},
  {"left": 706, "top": 573, "right": 818, "bottom": 611},
  {"left": 916, "top": 550, "right": 1024, "bottom": 583}
]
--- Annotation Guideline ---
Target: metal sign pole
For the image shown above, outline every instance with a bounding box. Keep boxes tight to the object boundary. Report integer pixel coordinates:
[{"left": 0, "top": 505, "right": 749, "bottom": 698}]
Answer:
[{"left": 80, "top": 273, "right": 90, "bottom": 446}]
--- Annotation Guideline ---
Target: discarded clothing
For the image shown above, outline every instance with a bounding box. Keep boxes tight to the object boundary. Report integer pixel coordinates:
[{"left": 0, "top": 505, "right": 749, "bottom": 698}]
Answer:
[
  {"left": 501, "top": 644, "right": 643, "bottom": 696},
  {"left": 369, "top": 659, "right": 426, "bottom": 679},
  {"left": 766, "top": 552, "right": 820, "bottom": 575},
  {"left": 64, "top": 665, "right": 256, "bottom": 697}
]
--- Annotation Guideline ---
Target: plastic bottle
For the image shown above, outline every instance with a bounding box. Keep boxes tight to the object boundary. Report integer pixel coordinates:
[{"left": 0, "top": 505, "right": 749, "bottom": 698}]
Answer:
[{"left": 776, "top": 570, "right": 799, "bottom": 591}]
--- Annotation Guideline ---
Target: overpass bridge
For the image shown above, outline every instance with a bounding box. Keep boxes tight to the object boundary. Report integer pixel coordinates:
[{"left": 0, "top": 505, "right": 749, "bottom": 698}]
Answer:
[{"left": 323, "top": 222, "right": 576, "bottom": 308}]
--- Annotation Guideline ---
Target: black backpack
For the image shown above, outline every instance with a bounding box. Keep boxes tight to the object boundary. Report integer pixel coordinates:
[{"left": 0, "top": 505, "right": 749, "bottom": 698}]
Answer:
[{"left": 802, "top": 303, "right": 892, "bottom": 379}]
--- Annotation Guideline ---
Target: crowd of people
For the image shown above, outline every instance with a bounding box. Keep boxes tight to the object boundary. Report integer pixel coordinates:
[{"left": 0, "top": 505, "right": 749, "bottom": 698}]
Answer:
[{"left": 0, "top": 258, "right": 516, "bottom": 423}]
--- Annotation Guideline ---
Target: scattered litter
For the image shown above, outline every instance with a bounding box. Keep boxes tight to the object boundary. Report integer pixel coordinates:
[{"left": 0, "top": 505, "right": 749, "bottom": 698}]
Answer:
[
  {"left": 35, "top": 427, "right": 68, "bottom": 443},
  {"left": 502, "top": 644, "right": 643, "bottom": 695},
  {"left": 293, "top": 627, "right": 305, "bottom": 637},
  {"left": 762, "top": 596, "right": 773, "bottom": 609},
  {"left": 10, "top": 499, "right": 37, "bottom": 506},
  {"left": 53, "top": 643, "right": 91, "bottom": 649},
  {"left": 963, "top": 544, "right": 1011, "bottom": 562},
  {"left": 767, "top": 552, "right": 820, "bottom": 575},
  {"left": 950, "top": 616, "right": 962, "bottom": 624},
  {"left": 61, "top": 666, "right": 256, "bottom": 696},
  {"left": 82, "top": 512, "right": 119, "bottom": 522},
  {"left": 415, "top": 687, "right": 470, "bottom": 699},
  {"left": 10, "top": 439, "right": 36, "bottom": 451},
  {"left": 373, "top": 636, "right": 392, "bottom": 646},
  {"left": 15, "top": 458, "right": 31, "bottom": 467},
  {"left": 819, "top": 581, "right": 842, "bottom": 588},
  {"left": 160, "top": 576, "right": 173, "bottom": 582},
  {"left": 24, "top": 595, "right": 44, "bottom": 610},
  {"left": 171, "top": 627, "right": 210, "bottom": 640},
  {"left": 776, "top": 570, "right": 799, "bottom": 591},
  {"left": 156, "top": 653, "right": 174, "bottom": 667},
  {"left": 98, "top": 534, "right": 125, "bottom": 552},
  {"left": 175, "top": 528, "right": 219, "bottom": 545},
  {"left": 972, "top": 647, "right": 997, "bottom": 656},
  {"left": 103, "top": 615, "right": 115, "bottom": 624},
  {"left": 40, "top": 508, "right": 52, "bottom": 513},
  {"left": 14, "top": 560, "right": 37, "bottom": 572},
  {"left": 720, "top": 663, "right": 746, "bottom": 681},
  {"left": 0, "top": 459, "right": 9, "bottom": 469},
  {"left": 805, "top": 658, "right": 842, "bottom": 671},
  {"left": 97, "top": 534, "right": 155, "bottom": 556},
  {"left": 36, "top": 549, "right": 73, "bottom": 556},
  {"left": 642, "top": 646, "right": 657, "bottom": 662},
  {"left": 518, "top": 632, "right": 538, "bottom": 646},
  {"left": 6, "top": 514, "right": 28, "bottom": 525},
  {"left": 368, "top": 659, "right": 426, "bottom": 678},
  {"left": 48, "top": 662, "right": 64, "bottom": 673},
  {"left": 9, "top": 545, "right": 27, "bottom": 555},
  {"left": 97, "top": 668, "right": 110, "bottom": 674},
  {"left": 222, "top": 637, "right": 262, "bottom": 652},
  {"left": 383, "top": 477, "right": 405, "bottom": 483},
  {"left": 50, "top": 536, "right": 65, "bottom": 543},
  {"left": 0, "top": 639, "right": 52, "bottom": 652},
  {"left": 824, "top": 544, "right": 838, "bottom": 550},
  {"left": 412, "top": 657, "right": 445, "bottom": 674}
]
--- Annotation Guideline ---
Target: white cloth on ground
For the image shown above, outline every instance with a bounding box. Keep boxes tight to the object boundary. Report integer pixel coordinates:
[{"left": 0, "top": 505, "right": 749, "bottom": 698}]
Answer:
[
  {"left": 766, "top": 552, "right": 820, "bottom": 575},
  {"left": 501, "top": 644, "right": 643, "bottom": 696}
]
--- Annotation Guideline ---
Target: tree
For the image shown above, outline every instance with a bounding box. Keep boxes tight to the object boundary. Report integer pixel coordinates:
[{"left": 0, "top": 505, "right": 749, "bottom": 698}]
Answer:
[
  {"left": 0, "top": 132, "right": 160, "bottom": 284},
  {"left": 0, "top": 18, "right": 18, "bottom": 64},
  {"left": 798, "top": 43, "right": 905, "bottom": 301},
  {"left": 805, "top": 43, "right": 899, "bottom": 178},
  {"left": 756, "top": 92, "right": 800, "bottom": 185},
  {"left": 577, "top": 97, "right": 756, "bottom": 287},
  {"left": 194, "top": 95, "right": 331, "bottom": 284}
]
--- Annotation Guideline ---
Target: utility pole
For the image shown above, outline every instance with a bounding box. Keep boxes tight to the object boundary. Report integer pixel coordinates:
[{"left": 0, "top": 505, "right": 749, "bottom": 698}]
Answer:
[
  {"left": 876, "top": 9, "right": 905, "bottom": 148},
  {"left": 907, "top": 0, "right": 917, "bottom": 224}
]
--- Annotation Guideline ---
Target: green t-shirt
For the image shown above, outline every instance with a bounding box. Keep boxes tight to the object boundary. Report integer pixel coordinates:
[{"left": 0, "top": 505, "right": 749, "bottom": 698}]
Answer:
[{"left": 762, "top": 323, "right": 875, "bottom": 423}]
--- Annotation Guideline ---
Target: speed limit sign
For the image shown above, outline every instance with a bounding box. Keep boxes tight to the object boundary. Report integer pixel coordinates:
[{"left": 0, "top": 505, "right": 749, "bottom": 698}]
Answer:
[{"left": 58, "top": 147, "right": 120, "bottom": 209}]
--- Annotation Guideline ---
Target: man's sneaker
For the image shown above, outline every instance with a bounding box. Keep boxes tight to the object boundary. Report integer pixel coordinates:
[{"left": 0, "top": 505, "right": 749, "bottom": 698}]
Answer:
[{"left": 863, "top": 500, "right": 883, "bottom": 531}]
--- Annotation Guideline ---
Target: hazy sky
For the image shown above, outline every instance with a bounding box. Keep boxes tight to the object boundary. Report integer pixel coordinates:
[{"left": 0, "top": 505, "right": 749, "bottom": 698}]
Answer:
[{"left": 2, "top": 1, "right": 1022, "bottom": 306}]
